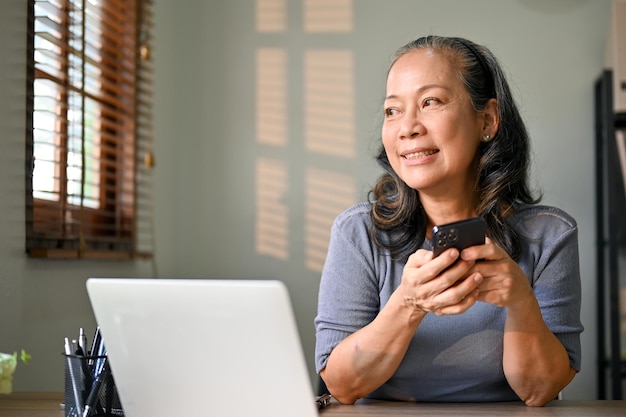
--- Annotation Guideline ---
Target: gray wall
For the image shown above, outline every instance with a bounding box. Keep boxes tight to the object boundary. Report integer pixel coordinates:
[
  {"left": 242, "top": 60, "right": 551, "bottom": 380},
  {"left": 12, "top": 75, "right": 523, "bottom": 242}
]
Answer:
[{"left": 0, "top": 0, "right": 612, "bottom": 400}]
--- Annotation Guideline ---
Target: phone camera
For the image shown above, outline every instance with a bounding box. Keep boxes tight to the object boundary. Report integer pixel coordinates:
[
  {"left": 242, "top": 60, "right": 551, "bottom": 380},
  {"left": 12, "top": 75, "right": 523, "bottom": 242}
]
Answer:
[
  {"left": 436, "top": 232, "right": 447, "bottom": 247},
  {"left": 448, "top": 228, "right": 458, "bottom": 243}
]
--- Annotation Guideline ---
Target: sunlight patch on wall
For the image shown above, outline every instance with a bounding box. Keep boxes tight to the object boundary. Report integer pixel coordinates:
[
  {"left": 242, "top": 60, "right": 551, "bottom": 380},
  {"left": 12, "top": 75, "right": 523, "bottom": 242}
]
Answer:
[
  {"left": 303, "top": 0, "right": 353, "bottom": 33},
  {"left": 255, "top": 157, "right": 289, "bottom": 260},
  {"left": 256, "top": 48, "right": 288, "bottom": 146},
  {"left": 305, "top": 168, "right": 356, "bottom": 273},
  {"left": 256, "top": 0, "right": 287, "bottom": 33},
  {"left": 304, "top": 50, "right": 355, "bottom": 158},
  {"left": 254, "top": 0, "right": 358, "bottom": 270}
]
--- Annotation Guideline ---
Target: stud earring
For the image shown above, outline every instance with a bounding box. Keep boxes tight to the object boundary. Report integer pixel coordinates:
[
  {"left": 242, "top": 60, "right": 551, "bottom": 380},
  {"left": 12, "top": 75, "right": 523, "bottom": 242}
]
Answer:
[{"left": 481, "top": 134, "right": 492, "bottom": 142}]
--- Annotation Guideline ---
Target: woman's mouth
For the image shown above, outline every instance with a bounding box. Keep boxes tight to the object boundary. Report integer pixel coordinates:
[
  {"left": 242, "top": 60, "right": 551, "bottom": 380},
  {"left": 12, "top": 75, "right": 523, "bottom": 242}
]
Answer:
[{"left": 403, "top": 149, "right": 439, "bottom": 159}]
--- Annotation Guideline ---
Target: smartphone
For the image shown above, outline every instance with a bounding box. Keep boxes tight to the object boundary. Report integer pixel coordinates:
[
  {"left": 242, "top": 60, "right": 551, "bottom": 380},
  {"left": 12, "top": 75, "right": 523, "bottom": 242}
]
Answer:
[{"left": 432, "top": 217, "right": 487, "bottom": 257}]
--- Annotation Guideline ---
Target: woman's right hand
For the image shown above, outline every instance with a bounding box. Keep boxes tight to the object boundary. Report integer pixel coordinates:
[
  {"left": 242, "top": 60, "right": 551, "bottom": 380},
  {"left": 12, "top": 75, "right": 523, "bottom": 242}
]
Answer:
[{"left": 398, "top": 247, "right": 483, "bottom": 317}]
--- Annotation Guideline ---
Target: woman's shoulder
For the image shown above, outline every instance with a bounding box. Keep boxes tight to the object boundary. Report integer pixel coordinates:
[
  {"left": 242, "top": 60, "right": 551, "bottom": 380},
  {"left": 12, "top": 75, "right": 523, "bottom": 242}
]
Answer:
[
  {"left": 509, "top": 203, "right": 577, "bottom": 238},
  {"left": 330, "top": 202, "right": 377, "bottom": 245},
  {"left": 333, "top": 201, "right": 373, "bottom": 227}
]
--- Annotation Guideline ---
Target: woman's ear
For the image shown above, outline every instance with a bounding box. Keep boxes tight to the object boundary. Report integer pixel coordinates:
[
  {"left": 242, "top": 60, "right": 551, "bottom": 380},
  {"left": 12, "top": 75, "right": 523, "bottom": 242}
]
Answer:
[{"left": 482, "top": 98, "right": 499, "bottom": 137}]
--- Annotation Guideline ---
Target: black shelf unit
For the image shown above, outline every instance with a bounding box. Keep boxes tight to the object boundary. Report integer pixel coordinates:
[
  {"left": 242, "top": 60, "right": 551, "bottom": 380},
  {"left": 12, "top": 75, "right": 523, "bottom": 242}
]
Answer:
[{"left": 595, "top": 69, "right": 626, "bottom": 400}]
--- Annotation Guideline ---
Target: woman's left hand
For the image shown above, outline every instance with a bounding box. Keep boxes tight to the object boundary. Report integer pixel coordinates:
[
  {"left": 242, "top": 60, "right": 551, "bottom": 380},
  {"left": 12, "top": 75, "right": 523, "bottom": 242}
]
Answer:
[{"left": 459, "top": 237, "right": 534, "bottom": 309}]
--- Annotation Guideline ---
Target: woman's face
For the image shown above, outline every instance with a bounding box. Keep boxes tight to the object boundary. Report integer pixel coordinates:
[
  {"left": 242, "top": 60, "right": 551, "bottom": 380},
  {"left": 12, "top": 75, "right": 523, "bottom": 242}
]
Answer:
[{"left": 382, "top": 48, "right": 487, "bottom": 197}]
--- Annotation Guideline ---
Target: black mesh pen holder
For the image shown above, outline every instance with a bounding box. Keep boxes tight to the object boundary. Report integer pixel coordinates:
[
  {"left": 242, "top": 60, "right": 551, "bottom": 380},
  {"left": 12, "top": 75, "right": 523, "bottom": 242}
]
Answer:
[{"left": 63, "top": 354, "right": 124, "bottom": 417}]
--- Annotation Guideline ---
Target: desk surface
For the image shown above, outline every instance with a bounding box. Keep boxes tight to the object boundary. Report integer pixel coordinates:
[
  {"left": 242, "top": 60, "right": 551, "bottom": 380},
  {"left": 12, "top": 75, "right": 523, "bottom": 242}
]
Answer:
[
  {"left": 1, "top": 392, "right": 625, "bottom": 417},
  {"left": 0, "top": 392, "right": 64, "bottom": 417},
  {"left": 320, "top": 398, "right": 626, "bottom": 416}
]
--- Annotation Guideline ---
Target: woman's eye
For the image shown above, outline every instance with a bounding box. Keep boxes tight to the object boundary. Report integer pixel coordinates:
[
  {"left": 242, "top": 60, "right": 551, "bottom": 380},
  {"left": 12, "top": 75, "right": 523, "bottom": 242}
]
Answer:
[
  {"left": 385, "top": 108, "right": 398, "bottom": 117},
  {"left": 424, "top": 98, "right": 437, "bottom": 107}
]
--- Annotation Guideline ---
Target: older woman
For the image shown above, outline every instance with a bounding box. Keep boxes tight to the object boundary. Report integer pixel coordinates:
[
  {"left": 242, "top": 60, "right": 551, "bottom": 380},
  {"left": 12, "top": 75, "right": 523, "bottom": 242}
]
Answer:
[{"left": 314, "top": 35, "right": 583, "bottom": 406}]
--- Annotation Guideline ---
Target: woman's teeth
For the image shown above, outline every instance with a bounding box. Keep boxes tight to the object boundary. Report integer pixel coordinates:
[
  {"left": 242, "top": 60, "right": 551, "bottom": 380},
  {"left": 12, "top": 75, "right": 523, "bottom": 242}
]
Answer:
[{"left": 404, "top": 150, "right": 438, "bottom": 159}]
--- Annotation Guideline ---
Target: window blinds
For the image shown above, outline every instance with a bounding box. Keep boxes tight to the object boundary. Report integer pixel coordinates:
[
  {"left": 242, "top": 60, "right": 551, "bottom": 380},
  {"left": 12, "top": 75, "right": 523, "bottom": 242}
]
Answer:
[{"left": 26, "top": 0, "right": 154, "bottom": 259}]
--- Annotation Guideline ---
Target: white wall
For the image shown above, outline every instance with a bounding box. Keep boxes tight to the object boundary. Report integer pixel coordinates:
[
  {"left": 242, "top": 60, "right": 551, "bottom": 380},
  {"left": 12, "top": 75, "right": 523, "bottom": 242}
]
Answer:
[{"left": 0, "top": 0, "right": 612, "bottom": 400}]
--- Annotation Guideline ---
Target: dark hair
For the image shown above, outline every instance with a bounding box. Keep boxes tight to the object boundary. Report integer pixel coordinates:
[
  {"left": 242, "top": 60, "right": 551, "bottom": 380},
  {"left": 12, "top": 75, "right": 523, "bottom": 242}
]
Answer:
[{"left": 370, "top": 35, "right": 540, "bottom": 261}]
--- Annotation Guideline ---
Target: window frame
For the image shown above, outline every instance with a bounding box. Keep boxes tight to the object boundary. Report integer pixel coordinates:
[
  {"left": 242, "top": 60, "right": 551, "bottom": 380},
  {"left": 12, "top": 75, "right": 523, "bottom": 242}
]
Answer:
[{"left": 25, "top": 0, "right": 154, "bottom": 260}]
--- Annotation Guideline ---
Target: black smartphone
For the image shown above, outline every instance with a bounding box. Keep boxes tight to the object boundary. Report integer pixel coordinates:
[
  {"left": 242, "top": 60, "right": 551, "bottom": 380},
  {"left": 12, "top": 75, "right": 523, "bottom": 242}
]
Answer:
[{"left": 432, "top": 217, "right": 487, "bottom": 257}]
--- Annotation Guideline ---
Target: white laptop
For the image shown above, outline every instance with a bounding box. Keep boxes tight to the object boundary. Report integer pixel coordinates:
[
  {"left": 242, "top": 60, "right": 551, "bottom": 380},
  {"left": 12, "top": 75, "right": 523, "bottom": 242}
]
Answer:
[{"left": 86, "top": 278, "right": 319, "bottom": 417}]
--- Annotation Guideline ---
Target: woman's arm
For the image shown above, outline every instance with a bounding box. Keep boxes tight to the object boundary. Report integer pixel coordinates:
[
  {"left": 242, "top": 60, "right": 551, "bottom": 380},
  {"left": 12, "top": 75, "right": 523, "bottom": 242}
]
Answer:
[
  {"left": 321, "top": 249, "right": 483, "bottom": 404},
  {"left": 463, "top": 235, "right": 580, "bottom": 406},
  {"left": 321, "top": 289, "right": 425, "bottom": 404},
  {"left": 503, "top": 294, "right": 576, "bottom": 406}
]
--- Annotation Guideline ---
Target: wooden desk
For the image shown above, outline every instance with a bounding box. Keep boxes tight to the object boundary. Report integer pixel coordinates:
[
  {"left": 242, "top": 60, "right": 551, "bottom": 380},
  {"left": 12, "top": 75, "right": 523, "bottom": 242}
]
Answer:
[
  {"left": 0, "top": 392, "right": 63, "bottom": 417},
  {"left": 320, "top": 398, "right": 626, "bottom": 416},
  {"left": 1, "top": 393, "right": 625, "bottom": 416}
]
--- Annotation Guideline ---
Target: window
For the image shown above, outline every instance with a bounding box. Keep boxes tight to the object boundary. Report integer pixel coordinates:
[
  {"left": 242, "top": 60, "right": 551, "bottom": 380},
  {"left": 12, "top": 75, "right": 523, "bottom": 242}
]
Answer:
[{"left": 26, "top": 0, "right": 154, "bottom": 259}]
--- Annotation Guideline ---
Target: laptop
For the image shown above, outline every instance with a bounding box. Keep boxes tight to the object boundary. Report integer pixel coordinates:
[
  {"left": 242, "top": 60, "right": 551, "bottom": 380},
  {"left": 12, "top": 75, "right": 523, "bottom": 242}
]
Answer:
[{"left": 86, "top": 278, "right": 319, "bottom": 417}]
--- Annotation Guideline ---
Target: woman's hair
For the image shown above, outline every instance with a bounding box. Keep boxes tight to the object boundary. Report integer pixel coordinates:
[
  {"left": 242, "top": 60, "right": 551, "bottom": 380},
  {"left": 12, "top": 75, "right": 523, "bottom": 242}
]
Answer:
[{"left": 370, "top": 35, "right": 540, "bottom": 261}]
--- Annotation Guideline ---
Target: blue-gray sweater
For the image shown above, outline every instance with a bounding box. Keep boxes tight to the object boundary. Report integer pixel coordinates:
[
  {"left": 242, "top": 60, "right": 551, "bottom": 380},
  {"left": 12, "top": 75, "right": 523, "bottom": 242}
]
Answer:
[{"left": 314, "top": 202, "right": 583, "bottom": 402}]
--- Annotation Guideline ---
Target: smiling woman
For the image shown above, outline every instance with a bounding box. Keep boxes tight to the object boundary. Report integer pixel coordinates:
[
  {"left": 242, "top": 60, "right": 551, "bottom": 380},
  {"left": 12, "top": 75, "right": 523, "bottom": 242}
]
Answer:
[{"left": 314, "top": 35, "right": 583, "bottom": 407}]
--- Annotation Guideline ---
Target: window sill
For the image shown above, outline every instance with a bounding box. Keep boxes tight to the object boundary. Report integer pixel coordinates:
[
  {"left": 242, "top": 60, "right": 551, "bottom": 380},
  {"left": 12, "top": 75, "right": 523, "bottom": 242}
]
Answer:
[{"left": 27, "top": 249, "right": 152, "bottom": 260}]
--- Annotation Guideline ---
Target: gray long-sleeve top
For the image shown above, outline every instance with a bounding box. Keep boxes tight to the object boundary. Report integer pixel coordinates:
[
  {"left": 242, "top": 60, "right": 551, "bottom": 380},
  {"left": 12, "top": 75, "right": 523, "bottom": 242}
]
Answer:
[{"left": 314, "top": 202, "right": 583, "bottom": 402}]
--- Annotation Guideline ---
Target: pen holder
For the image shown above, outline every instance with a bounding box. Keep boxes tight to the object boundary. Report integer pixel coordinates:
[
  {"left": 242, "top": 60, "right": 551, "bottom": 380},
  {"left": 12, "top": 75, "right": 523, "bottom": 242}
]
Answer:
[{"left": 63, "top": 354, "right": 124, "bottom": 417}]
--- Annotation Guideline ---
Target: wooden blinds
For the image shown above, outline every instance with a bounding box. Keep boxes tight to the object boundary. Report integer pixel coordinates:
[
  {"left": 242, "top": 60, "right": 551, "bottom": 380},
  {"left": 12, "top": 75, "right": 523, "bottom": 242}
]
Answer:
[{"left": 26, "top": 0, "right": 155, "bottom": 259}]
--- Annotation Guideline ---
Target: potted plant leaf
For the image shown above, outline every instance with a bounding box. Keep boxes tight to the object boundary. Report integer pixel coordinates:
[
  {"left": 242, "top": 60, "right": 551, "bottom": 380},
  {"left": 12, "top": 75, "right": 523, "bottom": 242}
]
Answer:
[{"left": 0, "top": 350, "right": 31, "bottom": 394}]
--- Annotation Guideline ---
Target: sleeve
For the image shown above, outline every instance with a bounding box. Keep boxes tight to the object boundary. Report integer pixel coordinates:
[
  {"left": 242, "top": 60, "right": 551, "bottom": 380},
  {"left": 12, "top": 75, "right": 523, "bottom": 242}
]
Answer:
[
  {"left": 530, "top": 215, "right": 584, "bottom": 372},
  {"left": 313, "top": 211, "right": 383, "bottom": 374}
]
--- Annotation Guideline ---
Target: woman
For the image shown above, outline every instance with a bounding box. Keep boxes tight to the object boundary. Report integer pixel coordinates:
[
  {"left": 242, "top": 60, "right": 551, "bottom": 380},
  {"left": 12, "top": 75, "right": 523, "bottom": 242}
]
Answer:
[{"left": 314, "top": 36, "right": 583, "bottom": 407}]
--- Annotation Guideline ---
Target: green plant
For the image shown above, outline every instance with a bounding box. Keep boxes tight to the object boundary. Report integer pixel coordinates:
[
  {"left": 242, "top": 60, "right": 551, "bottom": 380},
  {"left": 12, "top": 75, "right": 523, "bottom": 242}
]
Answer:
[{"left": 0, "top": 350, "right": 31, "bottom": 394}]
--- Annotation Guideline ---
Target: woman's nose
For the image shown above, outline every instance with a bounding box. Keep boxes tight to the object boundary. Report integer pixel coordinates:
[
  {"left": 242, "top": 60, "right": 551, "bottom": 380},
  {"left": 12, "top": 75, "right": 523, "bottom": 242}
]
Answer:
[{"left": 398, "top": 113, "right": 423, "bottom": 139}]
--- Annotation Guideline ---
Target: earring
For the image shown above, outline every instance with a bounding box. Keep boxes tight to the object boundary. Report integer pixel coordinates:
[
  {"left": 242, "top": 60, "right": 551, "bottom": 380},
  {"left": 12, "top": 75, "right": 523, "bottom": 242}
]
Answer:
[{"left": 481, "top": 134, "right": 492, "bottom": 142}]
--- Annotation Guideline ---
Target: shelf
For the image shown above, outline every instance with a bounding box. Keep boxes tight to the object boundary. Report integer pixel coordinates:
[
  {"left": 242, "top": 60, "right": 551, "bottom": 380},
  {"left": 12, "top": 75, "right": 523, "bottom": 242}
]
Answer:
[{"left": 596, "top": 70, "right": 625, "bottom": 400}]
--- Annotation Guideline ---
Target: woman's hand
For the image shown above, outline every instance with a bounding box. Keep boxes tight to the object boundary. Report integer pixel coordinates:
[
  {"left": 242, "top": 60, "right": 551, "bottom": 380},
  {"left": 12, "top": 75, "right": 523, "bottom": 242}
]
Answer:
[
  {"left": 398, "top": 247, "right": 483, "bottom": 317},
  {"left": 459, "top": 237, "right": 534, "bottom": 308}
]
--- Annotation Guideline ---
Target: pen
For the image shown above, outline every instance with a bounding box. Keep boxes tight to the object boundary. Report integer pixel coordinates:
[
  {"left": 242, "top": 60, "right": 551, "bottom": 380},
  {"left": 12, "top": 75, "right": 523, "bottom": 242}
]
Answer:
[
  {"left": 88, "top": 327, "right": 102, "bottom": 370},
  {"left": 73, "top": 337, "right": 92, "bottom": 401},
  {"left": 92, "top": 340, "right": 107, "bottom": 380},
  {"left": 82, "top": 358, "right": 108, "bottom": 417},
  {"left": 73, "top": 339, "right": 84, "bottom": 356},
  {"left": 79, "top": 328, "right": 88, "bottom": 355},
  {"left": 90, "top": 327, "right": 101, "bottom": 356},
  {"left": 64, "top": 337, "right": 84, "bottom": 414}
]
